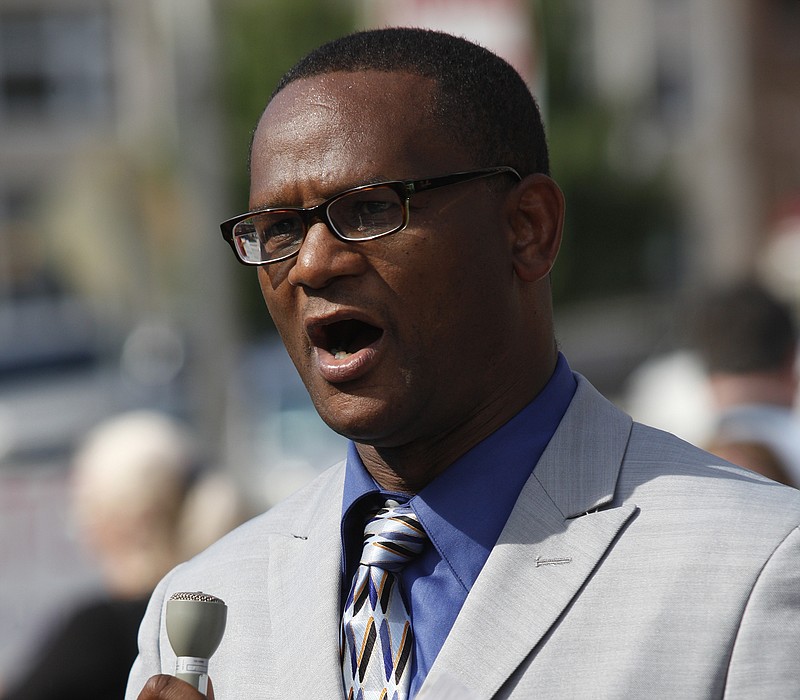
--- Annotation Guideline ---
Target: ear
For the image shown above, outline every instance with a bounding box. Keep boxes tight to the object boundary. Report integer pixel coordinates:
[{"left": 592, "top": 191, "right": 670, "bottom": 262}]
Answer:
[{"left": 506, "top": 174, "right": 564, "bottom": 282}]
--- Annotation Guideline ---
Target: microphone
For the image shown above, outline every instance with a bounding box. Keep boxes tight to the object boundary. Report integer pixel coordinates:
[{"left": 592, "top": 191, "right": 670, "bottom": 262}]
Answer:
[{"left": 166, "top": 591, "right": 227, "bottom": 696}]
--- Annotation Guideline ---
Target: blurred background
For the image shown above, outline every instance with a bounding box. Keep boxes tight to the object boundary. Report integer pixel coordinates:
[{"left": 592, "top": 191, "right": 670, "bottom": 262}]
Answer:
[{"left": 1, "top": 0, "right": 799, "bottom": 690}]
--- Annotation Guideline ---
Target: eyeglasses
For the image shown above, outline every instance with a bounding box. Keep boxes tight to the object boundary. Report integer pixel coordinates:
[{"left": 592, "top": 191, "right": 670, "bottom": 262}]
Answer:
[{"left": 220, "top": 166, "right": 521, "bottom": 265}]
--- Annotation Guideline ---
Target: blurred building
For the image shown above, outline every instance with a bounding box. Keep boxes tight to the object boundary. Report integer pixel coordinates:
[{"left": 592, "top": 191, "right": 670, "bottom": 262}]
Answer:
[
  {"left": 543, "top": 0, "right": 800, "bottom": 398},
  {"left": 587, "top": 0, "right": 800, "bottom": 292},
  {"left": 581, "top": 0, "right": 800, "bottom": 440},
  {"left": 0, "top": 0, "right": 234, "bottom": 463},
  {"left": 0, "top": 0, "right": 235, "bottom": 682}
]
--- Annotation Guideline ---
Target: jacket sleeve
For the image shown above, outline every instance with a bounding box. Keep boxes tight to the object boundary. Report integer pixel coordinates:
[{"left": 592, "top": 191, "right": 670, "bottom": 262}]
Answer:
[{"left": 725, "top": 525, "right": 800, "bottom": 698}]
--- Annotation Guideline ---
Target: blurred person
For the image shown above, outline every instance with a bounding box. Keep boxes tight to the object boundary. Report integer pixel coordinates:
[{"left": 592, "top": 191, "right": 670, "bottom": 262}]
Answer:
[
  {"left": 129, "top": 28, "right": 800, "bottom": 700},
  {"left": 623, "top": 348, "right": 714, "bottom": 446},
  {"left": 3, "top": 411, "right": 199, "bottom": 700},
  {"left": 706, "top": 439, "right": 793, "bottom": 486},
  {"left": 176, "top": 470, "right": 253, "bottom": 561},
  {"left": 691, "top": 280, "right": 800, "bottom": 486}
]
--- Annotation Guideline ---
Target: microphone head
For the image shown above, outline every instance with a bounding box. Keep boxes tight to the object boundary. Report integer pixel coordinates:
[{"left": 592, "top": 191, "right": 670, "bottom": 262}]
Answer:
[{"left": 166, "top": 591, "right": 227, "bottom": 659}]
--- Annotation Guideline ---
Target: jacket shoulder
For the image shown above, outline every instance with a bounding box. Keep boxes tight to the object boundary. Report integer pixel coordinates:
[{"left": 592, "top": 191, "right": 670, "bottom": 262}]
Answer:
[{"left": 621, "top": 421, "right": 800, "bottom": 523}]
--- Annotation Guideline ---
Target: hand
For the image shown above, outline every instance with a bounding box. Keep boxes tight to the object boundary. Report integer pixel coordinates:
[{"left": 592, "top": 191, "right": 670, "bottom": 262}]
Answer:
[{"left": 137, "top": 675, "right": 215, "bottom": 700}]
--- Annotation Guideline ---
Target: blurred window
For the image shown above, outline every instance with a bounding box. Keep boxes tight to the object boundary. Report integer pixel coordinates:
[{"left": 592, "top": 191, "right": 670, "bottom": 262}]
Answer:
[
  {"left": 0, "top": 183, "right": 44, "bottom": 300},
  {"left": 0, "top": 8, "right": 111, "bottom": 122},
  {"left": 653, "top": 0, "right": 692, "bottom": 127}
]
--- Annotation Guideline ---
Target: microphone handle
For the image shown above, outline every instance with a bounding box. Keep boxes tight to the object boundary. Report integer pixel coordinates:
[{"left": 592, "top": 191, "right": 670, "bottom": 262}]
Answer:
[{"left": 175, "top": 655, "right": 211, "bottom": 693}]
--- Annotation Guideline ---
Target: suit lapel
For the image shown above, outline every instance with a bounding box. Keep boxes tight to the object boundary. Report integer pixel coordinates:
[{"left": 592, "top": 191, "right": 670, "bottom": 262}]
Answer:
[
  {"left": 266, "top": 465, "right": 347, "bottom": 697},
  {"left": 423, "top": 377, "right": 637, "bottom": 698}
]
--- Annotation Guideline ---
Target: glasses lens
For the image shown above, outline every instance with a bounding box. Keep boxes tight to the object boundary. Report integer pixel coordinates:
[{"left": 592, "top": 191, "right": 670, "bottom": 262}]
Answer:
[
  {"left": 232, "top": 211, "right": 305, "bottom": 263},
  {"left": 327, "top": 186, "right": 405, "bottom": 239}
]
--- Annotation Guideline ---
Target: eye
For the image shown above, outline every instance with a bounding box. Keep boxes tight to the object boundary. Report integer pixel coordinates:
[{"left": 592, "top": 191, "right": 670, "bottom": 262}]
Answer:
[
  {"left": 330, "top": 188, "right": 404, "bottom": 236},
  {"left": 263, "top": 217, "right": 301, "bottom": 239},
  {"left": 254, "top": 213, "right": 304, "bottom": 254},
  {"left": 350, "top": 199, "right": 398, "bottom": 231},
  {"left": 357, "top": 199, "right": 393, "bottom": 216}
]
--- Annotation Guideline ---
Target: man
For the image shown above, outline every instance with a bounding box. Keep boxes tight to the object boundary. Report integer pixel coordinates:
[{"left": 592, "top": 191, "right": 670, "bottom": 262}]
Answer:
[
  {"left": 128, "top": 28, "right": 800, "bottom": 699},
  {"left": 692, "top": 280, "right": 800, "bottom": 486}
]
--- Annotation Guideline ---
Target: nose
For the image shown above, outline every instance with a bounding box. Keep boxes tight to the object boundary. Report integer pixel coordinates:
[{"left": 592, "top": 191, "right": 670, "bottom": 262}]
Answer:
[{"left": 286, "top": 221, "right": 368, "bottom": 289}]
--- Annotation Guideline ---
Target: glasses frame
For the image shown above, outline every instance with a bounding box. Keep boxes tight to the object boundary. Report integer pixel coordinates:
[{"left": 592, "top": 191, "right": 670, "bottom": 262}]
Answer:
[{"left": 220, "top": 166, "right": 521, "bottom": 266}]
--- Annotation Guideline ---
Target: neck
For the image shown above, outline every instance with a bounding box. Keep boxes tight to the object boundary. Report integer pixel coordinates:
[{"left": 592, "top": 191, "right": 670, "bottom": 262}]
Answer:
[{"left": 356, "top": 348, "right": 558, "bottom": 493}]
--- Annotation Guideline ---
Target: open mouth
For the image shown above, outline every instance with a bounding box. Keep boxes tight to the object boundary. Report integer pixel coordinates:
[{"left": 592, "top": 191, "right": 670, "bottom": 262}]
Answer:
[{"left": 317, "top": 319, "right": 383, "bottom": 359}]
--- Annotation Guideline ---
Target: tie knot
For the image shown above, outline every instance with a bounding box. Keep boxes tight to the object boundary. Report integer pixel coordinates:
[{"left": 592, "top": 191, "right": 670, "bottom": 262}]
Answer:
[{"left": 359, "top": 500, "right": 427, "bottom": 572}]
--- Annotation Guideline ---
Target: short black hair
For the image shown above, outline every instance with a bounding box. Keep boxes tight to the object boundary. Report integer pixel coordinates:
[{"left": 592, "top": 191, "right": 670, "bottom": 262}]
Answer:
[
  {"left": 691, "top": 281, "right": 798, "bottom": 374},
  {"left": 262, "top": 27, "right": 550, "bottom": 177}
]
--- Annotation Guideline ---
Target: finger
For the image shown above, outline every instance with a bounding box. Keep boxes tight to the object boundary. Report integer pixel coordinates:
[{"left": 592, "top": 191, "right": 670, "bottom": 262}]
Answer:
[{"left": 138, "top": 675, "right": 209, "bottom": 700}]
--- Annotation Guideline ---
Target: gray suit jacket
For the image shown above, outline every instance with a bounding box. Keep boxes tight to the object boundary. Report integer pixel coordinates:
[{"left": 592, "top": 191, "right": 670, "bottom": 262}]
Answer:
[{"left": 126, "top": 376, "right": 800, "bottom": 698}]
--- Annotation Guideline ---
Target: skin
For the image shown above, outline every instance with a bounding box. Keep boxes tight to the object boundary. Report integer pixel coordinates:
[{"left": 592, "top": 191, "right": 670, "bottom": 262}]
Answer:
[
  {"left": 137, "top": 69, "right": 564, "bottom": 698},
  {"left": 138, "top": 675, "right": 213, "bottom": 700}
]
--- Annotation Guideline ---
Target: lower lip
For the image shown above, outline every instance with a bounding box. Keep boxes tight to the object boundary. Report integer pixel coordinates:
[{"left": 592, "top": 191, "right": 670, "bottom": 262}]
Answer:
[{"left": 313, "top": 343, "right": 381, "bottom": 384}]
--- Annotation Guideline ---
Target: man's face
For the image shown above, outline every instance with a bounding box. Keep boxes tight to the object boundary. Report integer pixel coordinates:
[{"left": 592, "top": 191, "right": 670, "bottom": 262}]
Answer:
[{"left": 249, "top": 70, "right": 525, "bottom": 450}]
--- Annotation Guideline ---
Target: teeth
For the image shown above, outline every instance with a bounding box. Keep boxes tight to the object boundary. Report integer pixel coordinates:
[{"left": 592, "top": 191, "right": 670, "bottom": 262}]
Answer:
[{"left": 332, "top": 348, "right": 351, "bottom": 360}]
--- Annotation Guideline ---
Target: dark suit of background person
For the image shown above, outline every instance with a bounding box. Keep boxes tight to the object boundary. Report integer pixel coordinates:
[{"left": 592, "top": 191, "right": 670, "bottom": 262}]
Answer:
[{"left": 128, "top": 29, "right": 800, "bottom": 700}]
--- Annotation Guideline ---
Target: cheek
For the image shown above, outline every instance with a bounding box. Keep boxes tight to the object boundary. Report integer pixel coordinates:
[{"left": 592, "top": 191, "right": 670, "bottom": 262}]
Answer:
[
  {"left": 387, "top": 216, "right": 504, "bottom": 322},
  {"left": 257, "top": 268, "right": 299, "bottom": 342},
  {"left": 393, "top": 263, "right": 478, "bottom": 364},
  {"left": 419, "top": 248, "right": 514, "bottom": 353},
  {"left": 257, "top": 270, "right": 277, "bottom": 319}
]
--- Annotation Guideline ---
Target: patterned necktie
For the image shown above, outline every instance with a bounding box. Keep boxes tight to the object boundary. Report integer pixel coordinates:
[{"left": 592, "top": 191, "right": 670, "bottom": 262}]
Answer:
[{"left": 341, "top": 499, "right": 427, "bottom": 700}]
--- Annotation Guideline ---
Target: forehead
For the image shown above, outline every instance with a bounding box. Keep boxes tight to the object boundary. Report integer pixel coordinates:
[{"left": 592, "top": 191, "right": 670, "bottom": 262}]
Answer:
[{"left": 249, "top": 71, "right": 467, "bottom": 202}]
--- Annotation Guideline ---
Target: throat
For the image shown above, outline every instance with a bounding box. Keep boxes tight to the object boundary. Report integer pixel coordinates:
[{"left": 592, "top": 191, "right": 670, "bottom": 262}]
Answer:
[{"left": 354, "top": 443, "right": 453, "bottom": 494}]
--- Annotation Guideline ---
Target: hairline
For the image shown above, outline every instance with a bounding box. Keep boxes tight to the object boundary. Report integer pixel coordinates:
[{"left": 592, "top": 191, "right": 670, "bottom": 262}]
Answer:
[{"left": 247, "top": 28, "right": 550, "bottom": 178}]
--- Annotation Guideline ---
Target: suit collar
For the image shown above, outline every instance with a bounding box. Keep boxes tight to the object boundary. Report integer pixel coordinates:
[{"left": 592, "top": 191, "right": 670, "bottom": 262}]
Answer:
[
  {"left": 423, "top": 375, "right": 637, "bottom": 697},
  {"left": 534, "top": 374, "right": 632, "bottom": 517}
]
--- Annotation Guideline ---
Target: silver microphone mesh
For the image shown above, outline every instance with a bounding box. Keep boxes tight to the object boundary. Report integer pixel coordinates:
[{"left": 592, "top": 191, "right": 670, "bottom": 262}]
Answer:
[{"left": 169, "top": 591, "right": 226, "bottom": 605}]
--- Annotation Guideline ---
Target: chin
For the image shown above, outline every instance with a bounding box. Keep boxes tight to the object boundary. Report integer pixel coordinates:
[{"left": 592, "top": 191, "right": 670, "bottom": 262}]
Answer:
[{"left": 311, "top": 391, "right": 404, "bottom": 444}]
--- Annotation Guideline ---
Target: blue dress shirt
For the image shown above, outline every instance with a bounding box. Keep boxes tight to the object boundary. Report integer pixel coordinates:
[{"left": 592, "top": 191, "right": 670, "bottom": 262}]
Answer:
[{"left": 340, "top": 353, "right": 577, "bottom": 697}]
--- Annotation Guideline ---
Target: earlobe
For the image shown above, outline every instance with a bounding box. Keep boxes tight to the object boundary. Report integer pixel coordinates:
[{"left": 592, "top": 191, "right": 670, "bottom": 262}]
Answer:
[{"left": 508, "top": 174, "right": 565, "bottom": 282}]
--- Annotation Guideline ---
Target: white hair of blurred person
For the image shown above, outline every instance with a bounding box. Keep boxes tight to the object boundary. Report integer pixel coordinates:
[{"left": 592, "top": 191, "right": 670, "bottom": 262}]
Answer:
[
  {"left": 70, "top": 411, "right": 198, "bottom": 599},
  {"left": 177, "top": 470, "right": 251, "bottom": 561}
]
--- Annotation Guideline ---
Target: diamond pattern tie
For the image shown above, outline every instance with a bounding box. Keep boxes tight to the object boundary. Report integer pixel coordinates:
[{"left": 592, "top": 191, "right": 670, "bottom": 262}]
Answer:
[{"left": 341, "top": 499, "right": 427, "bottom": 700}]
